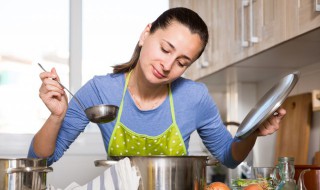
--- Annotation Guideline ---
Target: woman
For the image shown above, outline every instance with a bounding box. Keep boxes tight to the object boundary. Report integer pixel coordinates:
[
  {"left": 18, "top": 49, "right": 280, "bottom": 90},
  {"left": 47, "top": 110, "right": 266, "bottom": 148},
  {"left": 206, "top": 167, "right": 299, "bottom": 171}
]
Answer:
[{"left": 28, "top": 7, "right": 285, "bottom": 167}]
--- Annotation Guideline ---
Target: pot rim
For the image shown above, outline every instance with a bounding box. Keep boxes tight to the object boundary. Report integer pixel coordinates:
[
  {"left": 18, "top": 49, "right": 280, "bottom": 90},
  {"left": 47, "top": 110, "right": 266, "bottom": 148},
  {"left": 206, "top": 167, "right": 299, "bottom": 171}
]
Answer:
[
  {"left": 0, "top": 158, "right": 47, "bottom": 161},
  {"left": 108, "top": 155, "right": 209, "bottom": 159}
]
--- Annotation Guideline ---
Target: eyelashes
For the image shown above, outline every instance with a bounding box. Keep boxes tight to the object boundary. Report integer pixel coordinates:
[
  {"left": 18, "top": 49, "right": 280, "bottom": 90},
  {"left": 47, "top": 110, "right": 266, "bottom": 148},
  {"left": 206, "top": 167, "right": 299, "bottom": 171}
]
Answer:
[{"left": 160, "top": 46, "right": 187, "bottom": 68}]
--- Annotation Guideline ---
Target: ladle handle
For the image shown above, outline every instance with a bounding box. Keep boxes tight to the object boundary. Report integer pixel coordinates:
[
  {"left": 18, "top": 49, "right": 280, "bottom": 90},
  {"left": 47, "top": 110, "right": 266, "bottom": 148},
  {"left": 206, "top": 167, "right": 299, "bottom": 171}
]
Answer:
[{"left": 37, "top": 63, "right": 86, "bottom": 111}]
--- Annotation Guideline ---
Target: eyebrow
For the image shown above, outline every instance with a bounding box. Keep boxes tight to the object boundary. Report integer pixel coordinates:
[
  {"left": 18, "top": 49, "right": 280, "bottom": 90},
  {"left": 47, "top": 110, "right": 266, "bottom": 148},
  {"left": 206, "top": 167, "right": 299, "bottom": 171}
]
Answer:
[{"left": 162, "top": 39, "right": 192, "bottom": 61}]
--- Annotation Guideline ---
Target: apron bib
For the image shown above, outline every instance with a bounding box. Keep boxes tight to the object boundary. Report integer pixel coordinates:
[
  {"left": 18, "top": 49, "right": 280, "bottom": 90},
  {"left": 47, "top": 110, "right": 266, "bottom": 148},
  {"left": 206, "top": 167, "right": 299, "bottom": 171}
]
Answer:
[{"left": 108, "top": 72, "right": 187, "bottom": 156}]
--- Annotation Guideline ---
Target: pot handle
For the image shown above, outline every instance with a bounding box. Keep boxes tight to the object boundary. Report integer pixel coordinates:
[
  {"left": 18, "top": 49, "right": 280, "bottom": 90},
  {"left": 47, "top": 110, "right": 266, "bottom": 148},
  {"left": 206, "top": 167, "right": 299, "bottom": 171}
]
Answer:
[
  {"left": 94, "top": 160, "right": 118, "bottom": 167},
  {"left": 6, "top": 166, "right": 53, "bottom": 174},
  {"left": 206, "top": 160, "right": 220, "bottom": 166},
  {"left": 206, "top": 157, "right": 220, "bottom": 166}
]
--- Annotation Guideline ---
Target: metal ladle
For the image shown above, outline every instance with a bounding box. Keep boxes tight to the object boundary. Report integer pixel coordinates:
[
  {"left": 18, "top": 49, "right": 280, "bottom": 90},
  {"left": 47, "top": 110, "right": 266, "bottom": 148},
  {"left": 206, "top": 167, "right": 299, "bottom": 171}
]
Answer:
[{"left": 38, "top": 63, "right": 118, "bottom": 123}]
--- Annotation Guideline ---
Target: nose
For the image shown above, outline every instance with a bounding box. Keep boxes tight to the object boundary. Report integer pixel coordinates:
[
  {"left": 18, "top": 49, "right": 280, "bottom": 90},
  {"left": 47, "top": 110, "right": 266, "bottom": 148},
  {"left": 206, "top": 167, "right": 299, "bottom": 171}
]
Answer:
[{"left": 161, "top": 57, "right": 175, "bottom": 72}]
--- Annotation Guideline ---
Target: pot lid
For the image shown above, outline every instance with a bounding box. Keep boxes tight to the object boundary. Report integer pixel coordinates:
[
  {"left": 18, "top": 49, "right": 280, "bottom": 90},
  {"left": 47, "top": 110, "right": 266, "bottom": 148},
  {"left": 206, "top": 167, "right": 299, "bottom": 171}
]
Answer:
[{"left": 235, "top": 71, "right": 300, "bottom": 139}]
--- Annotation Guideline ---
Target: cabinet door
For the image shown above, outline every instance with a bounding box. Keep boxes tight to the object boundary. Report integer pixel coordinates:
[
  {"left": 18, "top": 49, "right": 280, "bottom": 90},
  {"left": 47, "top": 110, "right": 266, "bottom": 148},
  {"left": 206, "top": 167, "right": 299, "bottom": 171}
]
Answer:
[
  {"left": 169, "top": 0, "right": 318, "bottom": 81},
  {"left": 230, "top": 0, "right": 286, "bottom": 62},
  {"left": 209, "top": 0, "right": 236, "bottom": 71},
  {"left": 228, "top": 0, "right": 249, "bottom": 64},
  {"left": 253, "top": 0, "right": 286, "bottom": 52},
  {"left": 286, "top": 0, "right": 320, "bottom": 40},
  {"left": 193, "top": 1, "right": 238, "bottom": 77},
  {"left": 169, "top": 0, "right": 200, "bottom": 79},
  {"left": 170, "top": 0, "right": 221, "bottom": 79},
  {"left": 298, "top": 0, "right": 320, "bottom": 34}
]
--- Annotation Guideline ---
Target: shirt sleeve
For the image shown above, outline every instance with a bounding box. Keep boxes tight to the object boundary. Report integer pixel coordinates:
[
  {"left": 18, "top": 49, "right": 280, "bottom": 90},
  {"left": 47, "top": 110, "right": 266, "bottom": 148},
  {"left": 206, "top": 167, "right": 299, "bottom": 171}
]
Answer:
[
  {"left": 195, "top": 84, "right": 241, "bottom": 168},
  {"left": 27, "top": 79, "right": 94, "bottom": 166}
]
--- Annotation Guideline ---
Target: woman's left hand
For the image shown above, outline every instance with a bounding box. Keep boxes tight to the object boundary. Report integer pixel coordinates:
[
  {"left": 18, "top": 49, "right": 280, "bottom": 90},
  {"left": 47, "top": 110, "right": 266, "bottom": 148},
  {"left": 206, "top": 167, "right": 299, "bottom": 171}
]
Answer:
[{"left": 257, "top": 108, "right": 286, "bottom": 136}]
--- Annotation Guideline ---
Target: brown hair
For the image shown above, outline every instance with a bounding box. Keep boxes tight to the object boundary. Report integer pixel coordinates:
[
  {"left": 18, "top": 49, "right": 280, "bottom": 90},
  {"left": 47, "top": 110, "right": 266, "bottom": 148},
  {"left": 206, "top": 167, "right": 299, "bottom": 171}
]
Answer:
[{"left": 113, "top": 7, "right": 209, "bottom": 74}]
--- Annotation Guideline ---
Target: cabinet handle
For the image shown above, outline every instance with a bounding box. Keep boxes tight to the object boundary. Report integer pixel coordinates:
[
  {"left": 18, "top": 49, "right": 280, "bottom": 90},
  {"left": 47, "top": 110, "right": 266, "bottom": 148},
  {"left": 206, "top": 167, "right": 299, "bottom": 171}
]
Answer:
[
  {"left": 249, "top": 0, "right": 259, "bottom": 43},
  {"left": 241, "top": 0, "right": 249, "bottom": 47},
  {"left": 316, "top": 0, "right": 320, "bottom": 11}
]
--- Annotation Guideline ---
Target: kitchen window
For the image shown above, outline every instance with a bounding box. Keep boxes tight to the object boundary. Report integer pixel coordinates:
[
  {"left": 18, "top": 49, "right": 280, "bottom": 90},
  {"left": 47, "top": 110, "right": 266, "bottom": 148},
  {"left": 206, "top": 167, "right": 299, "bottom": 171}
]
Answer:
[
  {"left": 0, "top": 0, "right": 168, "bottom": 134},
  {"left": 0, "top": 0, "right": 69, "bottom": 134}
]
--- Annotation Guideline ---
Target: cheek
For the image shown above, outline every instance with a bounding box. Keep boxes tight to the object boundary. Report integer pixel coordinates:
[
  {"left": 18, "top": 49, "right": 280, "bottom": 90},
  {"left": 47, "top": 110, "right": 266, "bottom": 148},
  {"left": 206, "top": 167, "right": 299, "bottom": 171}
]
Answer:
[
  {"left": 140, "top": 40, "right": 160, "bottom": 59},
  {"left": 168, "top": 65, "right": 187, "bottom": 78},
  {"left": 140, "top": 39, "right": 163, "bottom": 61}
]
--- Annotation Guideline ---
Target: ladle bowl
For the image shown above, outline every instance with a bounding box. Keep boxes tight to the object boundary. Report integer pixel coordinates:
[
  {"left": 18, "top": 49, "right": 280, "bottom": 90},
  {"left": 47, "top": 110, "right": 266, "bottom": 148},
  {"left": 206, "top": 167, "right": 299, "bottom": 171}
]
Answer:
[
  {"left": 85, "top": 105, "right": 119, "bottom": 123},
  {"left": 38, "top": 63, "right": 119, "bottom": 124}
]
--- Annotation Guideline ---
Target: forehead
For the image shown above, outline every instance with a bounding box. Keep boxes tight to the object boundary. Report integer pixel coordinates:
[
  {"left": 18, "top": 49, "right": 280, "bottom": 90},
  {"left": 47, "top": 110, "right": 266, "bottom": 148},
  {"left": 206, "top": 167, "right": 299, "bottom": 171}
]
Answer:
[{"left": 152, "top": 22, "right": 203, "bottom": 60}]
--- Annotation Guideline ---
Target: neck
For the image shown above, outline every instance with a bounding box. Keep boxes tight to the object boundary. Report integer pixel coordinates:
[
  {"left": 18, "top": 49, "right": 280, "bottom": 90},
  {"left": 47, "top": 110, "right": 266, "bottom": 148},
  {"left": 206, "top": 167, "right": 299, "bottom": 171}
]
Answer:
[{"left": 127, "top": 69, "right": 168, "bottom": 110}]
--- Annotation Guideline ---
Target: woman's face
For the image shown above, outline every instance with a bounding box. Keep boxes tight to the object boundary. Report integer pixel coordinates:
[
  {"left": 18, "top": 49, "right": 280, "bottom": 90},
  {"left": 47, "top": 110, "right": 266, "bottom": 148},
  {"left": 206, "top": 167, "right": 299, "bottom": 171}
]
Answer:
[{"left": 137, "top": 21, "right": 203, "bottom": 85}]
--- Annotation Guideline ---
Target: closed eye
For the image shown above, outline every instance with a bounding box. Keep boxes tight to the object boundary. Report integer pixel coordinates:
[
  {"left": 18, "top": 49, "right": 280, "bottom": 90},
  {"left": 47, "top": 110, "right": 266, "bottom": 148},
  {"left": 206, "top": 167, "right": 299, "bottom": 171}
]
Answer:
[
  {"left": 176, "top": 60, "right": 187, "bottom": 68},
  {"left": 177, "top": 62, "right": 184, "bottom": 67},
  {"left": 161, "top": 47, "right": 169, "bottom": 53}
]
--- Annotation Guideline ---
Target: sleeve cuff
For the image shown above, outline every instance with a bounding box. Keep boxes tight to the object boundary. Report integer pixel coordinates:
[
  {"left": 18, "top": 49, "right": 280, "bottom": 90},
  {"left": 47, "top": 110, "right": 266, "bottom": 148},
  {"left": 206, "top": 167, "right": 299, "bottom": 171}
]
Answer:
[{"left": 27, "top": 137, "right": 54, "bottom": 166}]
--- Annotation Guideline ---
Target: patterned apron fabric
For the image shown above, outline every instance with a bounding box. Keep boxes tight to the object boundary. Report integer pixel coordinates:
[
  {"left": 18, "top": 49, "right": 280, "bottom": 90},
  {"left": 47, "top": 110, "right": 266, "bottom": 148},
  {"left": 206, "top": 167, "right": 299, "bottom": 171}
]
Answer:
[{"left": 108, "top": 72, "right": 187, "bottom": 156}]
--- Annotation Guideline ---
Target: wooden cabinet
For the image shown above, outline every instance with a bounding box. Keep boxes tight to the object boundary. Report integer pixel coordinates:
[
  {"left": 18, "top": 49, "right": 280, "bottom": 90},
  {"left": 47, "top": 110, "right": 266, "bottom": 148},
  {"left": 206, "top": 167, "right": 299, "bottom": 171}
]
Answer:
[
  {"left": 286, "top": 0, "right": 320, "bottom": 39},
  {"left": 229, "top": 0, "right": 287, "bottom": 64},
  {"left": 169, "top": 0, "right": 216, "bottom": 79},
  {"left": 169, "top": 0, "right": 320, "bottom": 81}
]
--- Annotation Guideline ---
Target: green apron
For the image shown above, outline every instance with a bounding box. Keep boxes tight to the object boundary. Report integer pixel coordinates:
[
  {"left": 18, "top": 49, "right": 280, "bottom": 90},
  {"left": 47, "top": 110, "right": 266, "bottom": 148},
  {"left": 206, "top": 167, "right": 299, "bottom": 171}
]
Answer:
[{"left": 108, "top": 72, "right": 187, "bottom": 156}]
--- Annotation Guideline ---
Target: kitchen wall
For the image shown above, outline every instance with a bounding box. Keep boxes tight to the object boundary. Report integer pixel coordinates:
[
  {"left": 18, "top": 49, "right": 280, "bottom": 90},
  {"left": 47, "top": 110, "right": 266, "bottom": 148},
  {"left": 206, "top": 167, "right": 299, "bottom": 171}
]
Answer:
[
  {"left": 187, "top": 61, "right": 320, "bottom": 184},
  {"left": 254, "top": 61, "right": 320, "bottom": 166},
  {"left": 194, "top": 61, "right": 320, "bottom": 167}
]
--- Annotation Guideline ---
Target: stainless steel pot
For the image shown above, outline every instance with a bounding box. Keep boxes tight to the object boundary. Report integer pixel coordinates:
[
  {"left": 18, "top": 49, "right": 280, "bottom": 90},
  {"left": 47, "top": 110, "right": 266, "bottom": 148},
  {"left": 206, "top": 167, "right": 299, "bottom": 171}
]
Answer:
[
  {"left": 95, "top": 156, "right": 217, "bottom": 190},
  {"left": 0, "top": 158, "right": 53, "bottom": 190}
]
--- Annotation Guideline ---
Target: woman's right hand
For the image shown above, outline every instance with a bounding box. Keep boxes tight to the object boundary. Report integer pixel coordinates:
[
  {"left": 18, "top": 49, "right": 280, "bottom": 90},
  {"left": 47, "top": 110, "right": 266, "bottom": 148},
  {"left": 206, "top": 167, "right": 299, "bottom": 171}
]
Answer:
[{"left": 39, "top": 67, "right": 68, "bottom": 119}]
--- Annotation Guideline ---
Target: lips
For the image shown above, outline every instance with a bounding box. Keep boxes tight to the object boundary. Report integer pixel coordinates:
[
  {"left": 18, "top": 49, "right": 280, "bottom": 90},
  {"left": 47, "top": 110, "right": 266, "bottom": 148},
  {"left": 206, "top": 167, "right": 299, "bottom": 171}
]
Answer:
[{"left": 152, "top": 67, "right": 166, "bottom": 79}]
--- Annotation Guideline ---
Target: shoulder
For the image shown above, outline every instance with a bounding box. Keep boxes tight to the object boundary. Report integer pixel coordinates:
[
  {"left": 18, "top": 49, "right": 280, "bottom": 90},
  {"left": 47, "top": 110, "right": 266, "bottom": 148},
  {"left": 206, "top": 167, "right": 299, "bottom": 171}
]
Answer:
[
  {"left": 77, "top": 73, "right": 125, "bottom": 106},
  {"left": 91, "top": 73, "right": 124, "bottom": 84},
  {"left": 84, "top": 73, "right": 125, "bottom": 89},
  {"left": 171, "top": 77, "right": 214, "bottom": 111},
  {"left": 79, "top": 73, "right": 125, "bottom": 97},
  {"left": 171, "top": 77, "right": 209, "bottom": 98}
]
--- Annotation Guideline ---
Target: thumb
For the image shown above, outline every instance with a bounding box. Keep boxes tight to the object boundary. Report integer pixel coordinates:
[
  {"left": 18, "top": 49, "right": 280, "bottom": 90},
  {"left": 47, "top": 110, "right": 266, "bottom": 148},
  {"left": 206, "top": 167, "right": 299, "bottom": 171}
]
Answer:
[
  {"left": 50, "top": 67, "right": 60, "bottom": 81},
  {"left": 275, "top": 108, "right": 286, "bottom": 122}
]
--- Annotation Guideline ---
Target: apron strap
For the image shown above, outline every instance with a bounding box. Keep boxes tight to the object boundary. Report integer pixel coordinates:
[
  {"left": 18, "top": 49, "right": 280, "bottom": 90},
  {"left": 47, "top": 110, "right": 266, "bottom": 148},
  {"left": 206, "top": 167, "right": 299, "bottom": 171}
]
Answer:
[
  {"left": 168, "top": 84, "right": 176, "bottom": 124},
  {"left": 116, "top": 71, "right": 132, "bottom": 123},
  {"left": 117, "top": 71, "right": 177, "bottom": 125}
]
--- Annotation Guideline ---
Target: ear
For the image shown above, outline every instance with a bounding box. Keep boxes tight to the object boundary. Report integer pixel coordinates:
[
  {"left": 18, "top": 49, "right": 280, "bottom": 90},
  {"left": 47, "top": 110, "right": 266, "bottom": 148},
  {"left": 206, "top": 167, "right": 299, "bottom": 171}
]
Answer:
[{"left": 138, "top": 24, "right": 152, "bottom": 47}]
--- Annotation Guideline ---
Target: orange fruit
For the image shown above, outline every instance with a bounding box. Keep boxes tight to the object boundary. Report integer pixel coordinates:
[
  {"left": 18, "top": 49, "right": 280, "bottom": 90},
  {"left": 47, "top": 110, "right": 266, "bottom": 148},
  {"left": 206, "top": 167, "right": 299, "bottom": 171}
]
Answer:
[
  {"left": 206, "top": 182, "right": 230, "bottom": 190},
  {"left": 243, "top": 184, "right": 263, "bottom": 190}
]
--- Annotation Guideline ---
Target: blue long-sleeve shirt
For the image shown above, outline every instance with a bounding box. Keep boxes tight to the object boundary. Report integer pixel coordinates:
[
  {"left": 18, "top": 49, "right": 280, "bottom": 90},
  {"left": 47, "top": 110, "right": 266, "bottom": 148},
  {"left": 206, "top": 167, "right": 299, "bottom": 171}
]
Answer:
[{"left": 28, "top": 73, "right": 240, "bottom": 167}]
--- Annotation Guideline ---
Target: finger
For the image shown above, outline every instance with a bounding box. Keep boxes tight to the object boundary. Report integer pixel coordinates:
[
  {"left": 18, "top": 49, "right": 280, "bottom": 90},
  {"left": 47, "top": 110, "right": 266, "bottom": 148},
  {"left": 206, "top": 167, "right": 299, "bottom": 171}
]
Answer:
[
  {"left": 39, "top": 90, "right": 64, "bottom": 102},
  {"left": 259, "top": 125, "right": 274, "bottom": 136},
  {"left": 266, "top": 108, "right": 286, "bottom": 126},
  {"left": 39, "top": 71, "right": 56, "bottom": 81},
  {"left": 258, "top": 118, "right": 275, "bottom": 135},
  {"left": 49, "top": 91, "right": 63, "bottom": 101},
  {"left": 50, "top": 68, "right": 60, "bottom": 82},
  {"left": 274, "top": 108, "right": 286, "bottom": 120},
  {"left": 45, "top": 84, "right": 65, "bottom": 95},
  {"left": 43, "top": 77, "right": 64, "bottom": 90},
  {"left": 39, "top": 83, "right": 47, "bottom": 94},
  {"left": 39, "top": 67, "right": 62, "bottom": 86},
  {"left": 39, "top": 80, "right": 65, "bottom": 96},
  {"left": 39, "top": 73, "right": 63, "bottom": 92},
  {"left": 258, "top": 126, "right": 270, "bottom": 136},
  {"left": 262, "top": 121, "right": 273, "bottom": 133}
]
